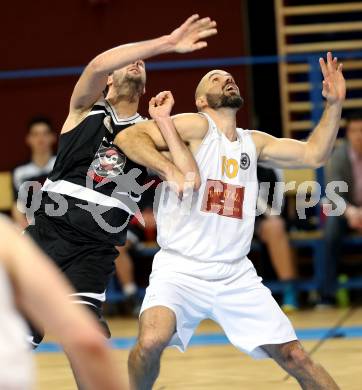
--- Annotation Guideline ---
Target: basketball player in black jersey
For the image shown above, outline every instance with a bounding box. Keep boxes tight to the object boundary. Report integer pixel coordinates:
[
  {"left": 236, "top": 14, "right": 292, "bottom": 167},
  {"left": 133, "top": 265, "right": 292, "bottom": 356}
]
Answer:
[{"left": 24, "top": 14, "right": 215, "bottom": 385}]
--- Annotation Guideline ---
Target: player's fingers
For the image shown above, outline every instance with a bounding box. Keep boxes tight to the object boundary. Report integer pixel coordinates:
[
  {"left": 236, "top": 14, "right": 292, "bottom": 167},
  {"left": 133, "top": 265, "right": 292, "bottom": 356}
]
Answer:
[
  {"left": 149, "top": 97, "right": 157, "bottom": 107},
  {"left": 188, "top": 17, "right": 212, "bottom": 33},
  {"left": 197, "top": 28, "right": 218, "bottom": 39},
  {"left": 191, "top": 41, "right": 208, "bottom": 51},
  {"left": 164, "top": 91, "right": 175, "bottom": 105},
  {"left": 182, "top": 14, "right": 200, "bottom": 30},
  {"left": 327, "top": 51, "right": 335, "bottom": 73},
  {"left": 156, "top": 91, "right": 168, "bottom": 105},
  {"left": 337, "top": 63, "right": 343, "bottom": 73},
  {"left": 197, "top": 18, "right": 216, "bottom": 30},
  {"left": 195, "top": 17, "right": 211, "bottom": 28},
  {"left": 198, "top": 19, "right": 216, "bottom": 27},
  {"left": 165, "top": 90, "right": 174, "bottom": 100},
  {"left": 319, "top": 57, "right": 328, "bottom": 79}
]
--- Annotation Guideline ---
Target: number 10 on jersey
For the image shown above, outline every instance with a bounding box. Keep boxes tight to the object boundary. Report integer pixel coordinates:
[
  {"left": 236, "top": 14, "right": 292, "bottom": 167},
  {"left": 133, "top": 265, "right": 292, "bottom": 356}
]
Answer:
[{"left": 221, "top": 156, "right": 239, "bottom": 179}]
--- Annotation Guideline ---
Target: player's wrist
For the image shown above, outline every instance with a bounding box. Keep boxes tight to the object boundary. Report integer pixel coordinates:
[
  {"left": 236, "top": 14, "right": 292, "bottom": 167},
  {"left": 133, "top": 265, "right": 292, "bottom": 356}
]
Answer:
[
  {"left": 157, "top": 34, "right": 175, "bottom": 54},
  {"left": 153, "top": 115, "right": 173, "bottom": 124},
  {"left": 325, "top": 99, "right": 344, "bottom": 109}
]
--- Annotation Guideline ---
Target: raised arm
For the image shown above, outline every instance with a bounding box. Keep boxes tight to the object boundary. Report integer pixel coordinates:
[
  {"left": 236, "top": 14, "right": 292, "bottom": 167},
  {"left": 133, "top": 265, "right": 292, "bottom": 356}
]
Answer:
[
  {"left": 114, "top": 111, "right": 208, "bottom": 192},
  {"left": 148, "top": 91, "right": 203, "bottom": 188},
  {"left": 0, "top": 217, "right": 125, "bottom": 390},
  {"left": 253, "top": 52, "right": 346, "bottom": 169},
  {"left": 69, "top": 15, "right": 217, "bottom": 114}
]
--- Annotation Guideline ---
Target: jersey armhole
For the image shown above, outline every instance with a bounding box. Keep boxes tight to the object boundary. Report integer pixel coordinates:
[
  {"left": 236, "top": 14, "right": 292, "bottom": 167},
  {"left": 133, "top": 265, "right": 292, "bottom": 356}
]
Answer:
[{"left": 191, "top": 113, "right": 216, "bottom": 158}]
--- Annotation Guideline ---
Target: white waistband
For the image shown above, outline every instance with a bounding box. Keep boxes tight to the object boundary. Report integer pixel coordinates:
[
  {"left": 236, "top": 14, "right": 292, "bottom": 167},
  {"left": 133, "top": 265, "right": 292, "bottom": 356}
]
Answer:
[
  {"left": 42, "top": 178, "right": 134, "bottom": 214},
  {"left": 69, "top": 291, "right": 106, "bottom": 302}
]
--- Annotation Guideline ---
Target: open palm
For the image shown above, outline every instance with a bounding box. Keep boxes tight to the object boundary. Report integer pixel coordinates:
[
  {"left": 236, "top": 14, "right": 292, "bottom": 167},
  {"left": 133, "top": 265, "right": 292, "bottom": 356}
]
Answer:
[
  {"left": 168, "top": 14, "right": 217, "bottom": 53},
  {"left": 319, "top": 52, "right": 346, "bottom": 104}
]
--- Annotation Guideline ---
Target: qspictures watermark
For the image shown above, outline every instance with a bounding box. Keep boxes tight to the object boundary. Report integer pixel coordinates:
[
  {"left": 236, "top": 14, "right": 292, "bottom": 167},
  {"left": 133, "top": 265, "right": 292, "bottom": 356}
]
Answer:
[{"left": 18, "top": 171, "right": 348, "bottom": 233}]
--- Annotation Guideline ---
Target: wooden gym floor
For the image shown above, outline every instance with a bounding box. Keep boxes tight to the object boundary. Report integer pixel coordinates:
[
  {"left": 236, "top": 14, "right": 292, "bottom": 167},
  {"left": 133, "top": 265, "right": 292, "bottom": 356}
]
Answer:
[{"left": 35, "top": 307, "right": 362, "bottom": 389}]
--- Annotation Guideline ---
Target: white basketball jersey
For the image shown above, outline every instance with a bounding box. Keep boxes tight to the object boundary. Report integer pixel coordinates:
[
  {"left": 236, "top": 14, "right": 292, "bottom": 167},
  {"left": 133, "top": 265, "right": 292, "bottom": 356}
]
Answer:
[
  {"left": 156, "top": 113, "right": 258, "bottom": 262},
  {"left": 0, "top": 265, "right": 33, "bottom": 389}
]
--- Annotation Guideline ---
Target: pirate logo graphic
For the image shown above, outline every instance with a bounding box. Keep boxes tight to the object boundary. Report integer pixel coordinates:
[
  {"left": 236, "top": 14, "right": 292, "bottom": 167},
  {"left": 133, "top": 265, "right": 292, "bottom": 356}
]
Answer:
[{"left": 88, "top": 140, "right": 127, "bottom": 183}]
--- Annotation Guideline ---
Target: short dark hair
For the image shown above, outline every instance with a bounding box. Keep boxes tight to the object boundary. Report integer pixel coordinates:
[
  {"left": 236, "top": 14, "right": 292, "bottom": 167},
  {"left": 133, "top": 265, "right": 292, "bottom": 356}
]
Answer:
[
  {"left": 345, "top": 110, "right": 362, "bottom": 125},
  {"left": 27, "top": 116, "right": 53, "bottom": 133}
]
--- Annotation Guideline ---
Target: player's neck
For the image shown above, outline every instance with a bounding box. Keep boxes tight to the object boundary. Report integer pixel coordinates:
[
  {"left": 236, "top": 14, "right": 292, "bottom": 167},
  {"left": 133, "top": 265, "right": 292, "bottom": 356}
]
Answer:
[
  {"left": 205, "top": 108, "right": 238, "bottom": 142},
  {"left": 32, "top": 151, "right": 52, "bottom": 168},
  {"left": 106, "top": 96, "right": 140, "bottom": 119}
]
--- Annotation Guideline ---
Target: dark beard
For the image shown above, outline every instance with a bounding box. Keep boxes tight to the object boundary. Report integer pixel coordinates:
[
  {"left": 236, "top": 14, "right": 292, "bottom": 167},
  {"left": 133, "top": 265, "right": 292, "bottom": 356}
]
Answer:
[
  {"left": 124, "top": 75, "right": 145, "bottom": 101},
  {"left": 114, "top": 74, "right": 145, "bottom": 102},
  {"left": 206, "top": 93, "right": 244, "bottom": 110}
]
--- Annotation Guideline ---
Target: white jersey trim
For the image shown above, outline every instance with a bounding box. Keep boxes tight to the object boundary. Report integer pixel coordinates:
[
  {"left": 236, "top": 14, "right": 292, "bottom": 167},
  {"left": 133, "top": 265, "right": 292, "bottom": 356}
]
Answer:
[
  {"left": 69, "top": 291, "right": 106, "bottom": 302},
  {"left": 42, "top": 179, "right": 134, "bottom": 215},
  {"left": 71, "top": 300, "right": 97, "bottom": 308},
  {"left": 93, "top": 99, "right": 145, "bottom": 125},
  {"left": 86, "top": 110, "right": 106, "bottom": 117}
]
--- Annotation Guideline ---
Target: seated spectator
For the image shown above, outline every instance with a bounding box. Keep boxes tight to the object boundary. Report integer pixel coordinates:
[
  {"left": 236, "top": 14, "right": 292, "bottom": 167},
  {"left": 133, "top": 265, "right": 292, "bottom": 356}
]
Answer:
[
  {"left": 12, "top": 117, "right": 56, "bottom": 228},
  {"left": 321, "top": 111, "right": 362, "bottom": 305},
  {"left": 255, "top": 166, "right": 299, "bottom": 311}
]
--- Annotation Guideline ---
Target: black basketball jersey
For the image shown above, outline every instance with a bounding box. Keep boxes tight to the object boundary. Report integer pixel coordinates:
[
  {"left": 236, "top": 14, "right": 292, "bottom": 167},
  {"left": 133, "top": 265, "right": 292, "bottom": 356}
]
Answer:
[{"left": 37, "top": 99, "right": 148, "bottom": 246}]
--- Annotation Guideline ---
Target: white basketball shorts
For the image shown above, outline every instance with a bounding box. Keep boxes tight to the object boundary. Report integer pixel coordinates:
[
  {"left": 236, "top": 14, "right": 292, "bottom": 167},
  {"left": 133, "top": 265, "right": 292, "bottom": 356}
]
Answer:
[{"left": 140, "top": 249, "right": 297, "bottom": 359}]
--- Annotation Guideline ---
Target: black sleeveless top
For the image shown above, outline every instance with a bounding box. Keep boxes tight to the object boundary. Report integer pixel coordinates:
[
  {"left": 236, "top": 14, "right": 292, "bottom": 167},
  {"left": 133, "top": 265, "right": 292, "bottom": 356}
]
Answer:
[{"left": 37, "top": 100, "right": 148, "bottom": 246}]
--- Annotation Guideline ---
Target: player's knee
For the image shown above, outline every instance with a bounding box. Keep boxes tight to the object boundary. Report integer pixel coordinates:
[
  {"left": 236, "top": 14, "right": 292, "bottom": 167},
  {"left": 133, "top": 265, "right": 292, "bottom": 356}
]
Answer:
[
  {"left": 69, "top": 329, "right": 107, "bottom": 356},
  {"left": 137, "top": 334, "right": 168, "bottom": 359},
  {"left": 285, "top": 347, "right": 313, "bottom": 372}
]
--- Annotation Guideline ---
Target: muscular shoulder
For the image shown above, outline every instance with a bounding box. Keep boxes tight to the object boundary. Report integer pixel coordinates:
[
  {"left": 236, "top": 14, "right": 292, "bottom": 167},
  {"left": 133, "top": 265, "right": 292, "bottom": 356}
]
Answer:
[
  {"left": 250, "top": 130, "right": 273, "bottom": 158},
  {"left": 61, "top": 96, "right": 104, "bottom": 134},
  {"left": 171, "top": 113, "right": 209, "bottom": 141}
]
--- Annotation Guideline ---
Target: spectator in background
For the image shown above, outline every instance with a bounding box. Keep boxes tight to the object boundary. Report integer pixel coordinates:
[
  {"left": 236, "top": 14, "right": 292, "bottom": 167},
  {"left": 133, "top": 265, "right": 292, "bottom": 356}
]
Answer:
[
  {"left": 255, "top": 166, "right": 299, "bottom": 311},
  {"left": 12, "top": 117, "right": 56, "bottom": 228},
  {"left": 321, "top": 111, "right": 362, "bottom": 305}
]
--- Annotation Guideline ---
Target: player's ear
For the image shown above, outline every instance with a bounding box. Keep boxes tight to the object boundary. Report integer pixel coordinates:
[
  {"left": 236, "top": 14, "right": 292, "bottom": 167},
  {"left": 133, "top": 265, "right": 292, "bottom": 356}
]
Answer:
[
  {"left": 196, "top": 95, "right": 207, "bottom": 110},
  {"left": 107, "top": 73, "right": 113, "bottom": 87}
]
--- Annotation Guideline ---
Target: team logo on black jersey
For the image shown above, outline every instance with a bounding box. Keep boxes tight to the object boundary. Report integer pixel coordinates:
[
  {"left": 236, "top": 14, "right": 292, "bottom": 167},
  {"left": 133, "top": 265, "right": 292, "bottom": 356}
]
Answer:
[
  {"left": 88, "top": 142, "right": 126, "bottom": 183},
  {"left": 239, "top": 153, "right": 250, "bottom": 170}
]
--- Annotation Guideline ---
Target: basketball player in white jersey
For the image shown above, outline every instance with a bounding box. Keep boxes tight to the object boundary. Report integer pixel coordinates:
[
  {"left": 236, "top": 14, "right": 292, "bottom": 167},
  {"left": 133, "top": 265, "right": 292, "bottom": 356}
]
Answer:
[
  {"left": 115, "top": 52, "right": 344, "bottom": 389},
  {"left": 0, "top": 215, "right": 124, "bottom": 389}
]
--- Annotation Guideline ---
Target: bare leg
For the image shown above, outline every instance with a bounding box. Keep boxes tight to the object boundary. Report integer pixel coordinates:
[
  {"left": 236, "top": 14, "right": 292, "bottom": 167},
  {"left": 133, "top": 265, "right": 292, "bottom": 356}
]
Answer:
[
  {"left": 258, "top": 216, "right": 297, "bottom": 280},
  {"left": 128, "top": 306, "right": 176, "bottom": 390},
  {"left": 262, "top": 341, "right": 339, "bottom": 389},
  {"left": 67, "top": 357, "right": 85, "bottom": 390}
]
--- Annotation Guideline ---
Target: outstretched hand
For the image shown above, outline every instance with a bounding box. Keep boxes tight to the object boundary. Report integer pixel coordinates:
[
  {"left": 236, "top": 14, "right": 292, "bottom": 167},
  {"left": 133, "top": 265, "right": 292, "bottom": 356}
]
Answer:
[
  {"left": 167, "top": 14, "right": 217, "bottom": 53},
  {"left": 319, "top": 52, "right": 346, "bottom": 104},
  {"left": 149, "top": 91, "right": 175, "bottom": 120}
]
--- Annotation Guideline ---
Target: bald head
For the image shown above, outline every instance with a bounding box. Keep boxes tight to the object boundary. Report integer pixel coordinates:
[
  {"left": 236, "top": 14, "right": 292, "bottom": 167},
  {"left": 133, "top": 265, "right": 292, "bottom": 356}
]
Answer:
[
  {"left": 195, "top": 70, "right": 230, "bottom": 100},
  {"left": 195, "top": 70, "right": 243, "bottom": 112}
]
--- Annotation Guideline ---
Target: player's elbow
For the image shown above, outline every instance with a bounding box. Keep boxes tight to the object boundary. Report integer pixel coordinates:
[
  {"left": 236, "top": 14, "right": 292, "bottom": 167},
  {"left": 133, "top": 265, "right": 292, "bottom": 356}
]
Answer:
[
  {"left": 114, "top": 128, "right": 134, "bottom": 151},
  {"left": 308, "top": 154, "right": 328, "bottom": 168},
  {"left": 88, "top": 56, "right": 106, "bottom": 75},
  {"left": 304, "top": 147, "right": 328, "bottom": 168},
  {"left": 313, "top": 159, "right": 327, "bottom": 168}
]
